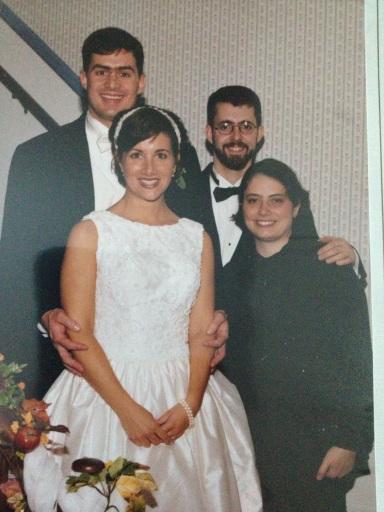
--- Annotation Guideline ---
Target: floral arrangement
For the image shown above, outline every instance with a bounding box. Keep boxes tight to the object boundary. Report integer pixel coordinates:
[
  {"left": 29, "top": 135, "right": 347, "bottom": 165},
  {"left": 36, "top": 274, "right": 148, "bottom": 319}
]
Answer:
[
  {"left": 67, "top": 456, "right": 157, "bottom": 511},
  {"left": 0, "top": 354, "right": 158, "bottom": 512},
  {"left": 0, "top": 353, "right": 68, "bottom": 511}
]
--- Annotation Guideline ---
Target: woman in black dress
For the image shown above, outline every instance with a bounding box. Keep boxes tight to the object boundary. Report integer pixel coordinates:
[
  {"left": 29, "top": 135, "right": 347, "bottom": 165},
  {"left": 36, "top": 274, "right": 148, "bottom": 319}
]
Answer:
[{"left": 224, "top": 158, "right": 373, "bottom": 512}]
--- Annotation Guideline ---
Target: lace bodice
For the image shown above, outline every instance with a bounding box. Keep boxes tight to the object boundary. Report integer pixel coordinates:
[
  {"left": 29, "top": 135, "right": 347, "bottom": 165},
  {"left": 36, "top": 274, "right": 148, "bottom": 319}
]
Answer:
[{"left": 83, "top": 211, "right": 203, "bottom": 363}]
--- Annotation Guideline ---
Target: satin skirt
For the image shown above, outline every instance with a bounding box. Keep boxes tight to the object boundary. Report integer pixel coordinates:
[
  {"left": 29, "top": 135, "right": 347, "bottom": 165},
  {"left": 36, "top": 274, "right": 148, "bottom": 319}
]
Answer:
[{"left": 24, "top": 357, "right": 262, "bottom": 511}]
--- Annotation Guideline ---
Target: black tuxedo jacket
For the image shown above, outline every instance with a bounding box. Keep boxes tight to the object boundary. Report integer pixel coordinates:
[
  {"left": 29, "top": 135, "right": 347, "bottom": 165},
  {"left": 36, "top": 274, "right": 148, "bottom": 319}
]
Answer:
[
  {"left": 0, "top": 116, "right": 93, "bottom": 396},
  {"left": 0, "top": 115, "right": 201, "bottom": 396}
]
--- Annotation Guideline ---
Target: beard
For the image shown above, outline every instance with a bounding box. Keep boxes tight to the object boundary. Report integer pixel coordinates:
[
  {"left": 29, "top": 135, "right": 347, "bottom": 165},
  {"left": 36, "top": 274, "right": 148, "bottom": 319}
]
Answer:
[{"left": 213, "top": 141, "right": 257, "bottom": 171}]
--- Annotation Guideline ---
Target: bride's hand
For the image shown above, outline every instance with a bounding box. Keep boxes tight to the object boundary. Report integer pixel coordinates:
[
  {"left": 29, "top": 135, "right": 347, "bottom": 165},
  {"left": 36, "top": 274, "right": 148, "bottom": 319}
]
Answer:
[
  {"left": 157, "top": 404, "right": 190, "bottom": 441},
  {"left": 121, "top": 403, "right": 172, "bottom": 447}
]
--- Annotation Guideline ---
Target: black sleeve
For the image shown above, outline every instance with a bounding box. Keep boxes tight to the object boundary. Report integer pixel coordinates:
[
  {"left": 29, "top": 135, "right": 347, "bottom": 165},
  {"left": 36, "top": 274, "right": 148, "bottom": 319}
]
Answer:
[
  {"left": 293, "top": 192, "right": 368, "bottom": 285},
  {"left": 1, "top": 140, "right": 64, "bottom": 316},
  {"left": 312, "top": 263, "right": 373, "bottom": 458},
  {"left": 0, "top": 144, "right": 43, "bottom": 319},
  {"left": 0, "top": 142, "right": 62, "bottom": 395}
]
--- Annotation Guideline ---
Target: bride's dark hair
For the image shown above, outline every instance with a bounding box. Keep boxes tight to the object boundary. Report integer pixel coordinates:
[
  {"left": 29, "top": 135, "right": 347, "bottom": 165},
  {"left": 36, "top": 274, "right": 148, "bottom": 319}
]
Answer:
[{"left": 109, "top": 106, "right": 185, "bottom": 185}]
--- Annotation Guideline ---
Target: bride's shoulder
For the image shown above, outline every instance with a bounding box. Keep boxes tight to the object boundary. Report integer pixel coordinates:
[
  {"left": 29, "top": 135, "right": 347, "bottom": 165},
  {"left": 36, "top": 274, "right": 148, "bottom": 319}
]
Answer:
[
  {"left": 82, "top": 209, "right": 110, "bottom": 223},
  {"left": 178, "top": 219, "right": 211, "bottom": 256},
  {"left": 79, "top": 210, "right": 118, "bottom": 236},
  {"left": 66, "top": 217, "right": 98, "bottom": 251},
  {"left": 179, "top": 217, "right": 204, "bottom": 233}
]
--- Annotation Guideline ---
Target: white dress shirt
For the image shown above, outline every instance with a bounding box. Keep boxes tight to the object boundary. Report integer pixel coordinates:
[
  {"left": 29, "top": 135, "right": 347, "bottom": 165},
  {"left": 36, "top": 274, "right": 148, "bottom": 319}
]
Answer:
[
  {"left": 85, "top": 112, "right": 125, "bottom": 210},
  {"left": 209, "top": 168, "right": 243, "bottom": 266}
]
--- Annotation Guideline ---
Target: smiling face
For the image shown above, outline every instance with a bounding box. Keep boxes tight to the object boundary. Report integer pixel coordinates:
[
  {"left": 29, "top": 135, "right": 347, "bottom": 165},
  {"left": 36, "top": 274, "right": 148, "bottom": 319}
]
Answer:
[
  {"left": 119, "top": 132, "right": 176, "bottom": 203},
  {"left": 80, "top": 49, "right": 146, "bottom": 126},
  {"left": 243, "top": 173, "right": 300, "bottom": 256},
  {"left": 205, "top": 102, "right": 264, "bottom": 183}
]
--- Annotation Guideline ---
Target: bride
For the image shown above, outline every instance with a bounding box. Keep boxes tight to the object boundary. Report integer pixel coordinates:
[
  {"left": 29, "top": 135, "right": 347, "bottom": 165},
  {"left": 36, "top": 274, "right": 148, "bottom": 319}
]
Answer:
[{"left": 24, "top": 106, "right": 262, "bottom": 511}]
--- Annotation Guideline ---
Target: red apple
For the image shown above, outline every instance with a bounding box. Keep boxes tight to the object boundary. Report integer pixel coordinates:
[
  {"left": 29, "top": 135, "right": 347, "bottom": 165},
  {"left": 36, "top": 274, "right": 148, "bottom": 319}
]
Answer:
[{"left": 13, "top": 426, "right": 41, "bottom": 452}]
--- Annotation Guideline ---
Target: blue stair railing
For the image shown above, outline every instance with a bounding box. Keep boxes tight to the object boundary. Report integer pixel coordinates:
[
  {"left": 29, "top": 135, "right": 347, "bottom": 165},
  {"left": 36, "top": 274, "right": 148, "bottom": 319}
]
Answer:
[
  {"left": 0, "top": 0, "right": 83, "bottom": 97},
  {"left": 0, "top": 66, "right": 59, "bottom": 131}
]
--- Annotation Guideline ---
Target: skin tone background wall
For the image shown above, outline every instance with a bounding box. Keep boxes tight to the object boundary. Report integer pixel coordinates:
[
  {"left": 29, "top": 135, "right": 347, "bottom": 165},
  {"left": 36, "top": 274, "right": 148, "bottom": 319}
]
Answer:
[{"left": 1, "top": 0, "right": 382, "bottom": 510}]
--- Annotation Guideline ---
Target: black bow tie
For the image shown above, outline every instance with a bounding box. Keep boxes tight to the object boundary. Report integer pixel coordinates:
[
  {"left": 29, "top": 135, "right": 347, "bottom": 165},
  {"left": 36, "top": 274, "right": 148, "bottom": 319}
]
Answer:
[{"left": 213, "top": 186, "right": 240, "bottom": 202}]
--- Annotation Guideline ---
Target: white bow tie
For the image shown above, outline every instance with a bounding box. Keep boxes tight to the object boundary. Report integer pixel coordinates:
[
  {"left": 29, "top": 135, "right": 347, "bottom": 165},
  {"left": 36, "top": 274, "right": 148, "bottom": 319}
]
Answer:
[{"left": 97, "top": 134, "right": 112, "bottom": 153}]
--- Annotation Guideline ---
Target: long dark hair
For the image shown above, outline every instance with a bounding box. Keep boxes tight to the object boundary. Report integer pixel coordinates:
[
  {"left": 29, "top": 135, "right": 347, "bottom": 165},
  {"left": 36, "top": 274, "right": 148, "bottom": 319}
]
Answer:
[{"left": 233, "top": 158, "right": 308, "bottom": 231}]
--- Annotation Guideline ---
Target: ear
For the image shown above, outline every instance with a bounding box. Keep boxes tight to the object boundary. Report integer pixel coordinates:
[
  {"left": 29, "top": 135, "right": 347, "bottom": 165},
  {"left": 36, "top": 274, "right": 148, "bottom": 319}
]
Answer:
[
  {"left": 293, "top": 203, "right": 301, "bottom": 218},
  {"left": 119, "top": 161, "right": 126, "bottom": 178},
  {"left": 256, "top": 125, "right": 264, "bottom": 143},
  {"left": 174, "top": 154, "right": 181, "bottom": 173},
  {"left": 79, "top": 70, "right": 88, "bottom": 91},
  {"left": 205, "top": 124, "right": 213, "bottom": 144},
  {"left": 138, "top": 73, "right": 146, "bottom": 95}
]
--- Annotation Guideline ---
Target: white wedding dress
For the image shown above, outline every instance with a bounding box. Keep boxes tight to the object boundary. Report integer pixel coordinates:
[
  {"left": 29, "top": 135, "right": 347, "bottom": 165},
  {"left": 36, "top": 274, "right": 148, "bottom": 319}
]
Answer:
[{"left": 24, "top": 211, "right": 262, "bottom": 512}]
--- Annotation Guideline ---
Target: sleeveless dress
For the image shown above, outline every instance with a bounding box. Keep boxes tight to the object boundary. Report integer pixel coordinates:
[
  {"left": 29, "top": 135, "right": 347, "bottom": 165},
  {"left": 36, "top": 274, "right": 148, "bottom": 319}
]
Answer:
[{"left": 24, "top": 211, "right": 262, "bottom": 512}]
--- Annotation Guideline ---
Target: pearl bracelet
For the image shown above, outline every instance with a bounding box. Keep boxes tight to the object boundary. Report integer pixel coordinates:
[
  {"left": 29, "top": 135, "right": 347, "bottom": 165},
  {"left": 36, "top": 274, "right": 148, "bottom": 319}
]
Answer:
[{"left": 179, "top": 399, "right": 195, "bottom": 428}]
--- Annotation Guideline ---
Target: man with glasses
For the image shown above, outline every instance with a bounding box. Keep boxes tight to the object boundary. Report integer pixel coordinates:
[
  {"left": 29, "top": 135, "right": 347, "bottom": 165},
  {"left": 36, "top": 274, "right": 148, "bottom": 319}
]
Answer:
[{"left": 192, "top": 86, "right": 357, "bottom": 302}]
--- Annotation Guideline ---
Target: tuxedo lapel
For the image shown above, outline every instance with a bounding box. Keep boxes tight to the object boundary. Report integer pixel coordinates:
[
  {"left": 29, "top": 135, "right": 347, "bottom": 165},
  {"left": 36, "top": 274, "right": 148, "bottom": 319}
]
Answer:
[
  {"left": 198, "top": 164, "right": 223, "bottom": 269},
  {"left": 57, "top": 116, "right": 94, "bottom": 218}
]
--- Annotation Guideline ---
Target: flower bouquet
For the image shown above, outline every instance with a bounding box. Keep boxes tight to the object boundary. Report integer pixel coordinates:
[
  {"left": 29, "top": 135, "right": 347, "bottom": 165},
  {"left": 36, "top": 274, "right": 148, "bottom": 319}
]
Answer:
[{"left": 67, "top": 456, "right": 157, "bottom": 512}]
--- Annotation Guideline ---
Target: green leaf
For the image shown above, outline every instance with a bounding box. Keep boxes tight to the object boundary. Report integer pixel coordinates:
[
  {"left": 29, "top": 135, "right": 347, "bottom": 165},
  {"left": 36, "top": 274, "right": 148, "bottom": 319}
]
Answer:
[
  {"left": 121, "top": 461, "right": 139, "bottom": 476},
  {"left": 66, "top": 473, "right": 91, "bottom": 485},
  {"left": 98, "top": 467, "right": 107, "bottom": 481},
  {"left": 66, "top": 481, "right": 89, "bottom": 493},
  {"left": 107, "top": 456, "right": 126, "bottom": 479},
  {"left": 88, "top": 474, "right": 102, "bottom": 486},
  {"left": 175, "top": 172, "right": 187, "bottom": 190}
]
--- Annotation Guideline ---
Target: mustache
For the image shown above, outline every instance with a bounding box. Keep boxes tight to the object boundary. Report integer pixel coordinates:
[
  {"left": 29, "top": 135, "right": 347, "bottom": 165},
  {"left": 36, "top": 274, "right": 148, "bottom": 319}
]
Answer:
[{"left": 224, "top": 142, "right": 249, "bottom": 150}]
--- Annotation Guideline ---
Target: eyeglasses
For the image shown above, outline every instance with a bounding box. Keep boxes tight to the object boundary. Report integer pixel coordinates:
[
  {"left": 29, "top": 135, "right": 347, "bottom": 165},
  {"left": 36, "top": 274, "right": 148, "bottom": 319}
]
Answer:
[{"left": 213, "top": 120, "right": 258, "bottom": 135}]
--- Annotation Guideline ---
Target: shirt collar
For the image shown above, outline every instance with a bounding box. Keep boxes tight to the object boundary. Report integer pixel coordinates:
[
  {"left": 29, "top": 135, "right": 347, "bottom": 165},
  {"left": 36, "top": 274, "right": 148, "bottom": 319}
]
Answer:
[
  {"left": 211, "top": 165, "right": 243, "bottom": 187},
  {"left": 86, "top": 111, "right": 110, "bottom": 138}
]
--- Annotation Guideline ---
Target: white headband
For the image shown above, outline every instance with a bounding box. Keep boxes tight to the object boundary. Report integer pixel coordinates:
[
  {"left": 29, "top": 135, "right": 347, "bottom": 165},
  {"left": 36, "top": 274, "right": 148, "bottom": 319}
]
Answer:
[{"left": 113, "top": 106, "right": 182, "bottom": 148}]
